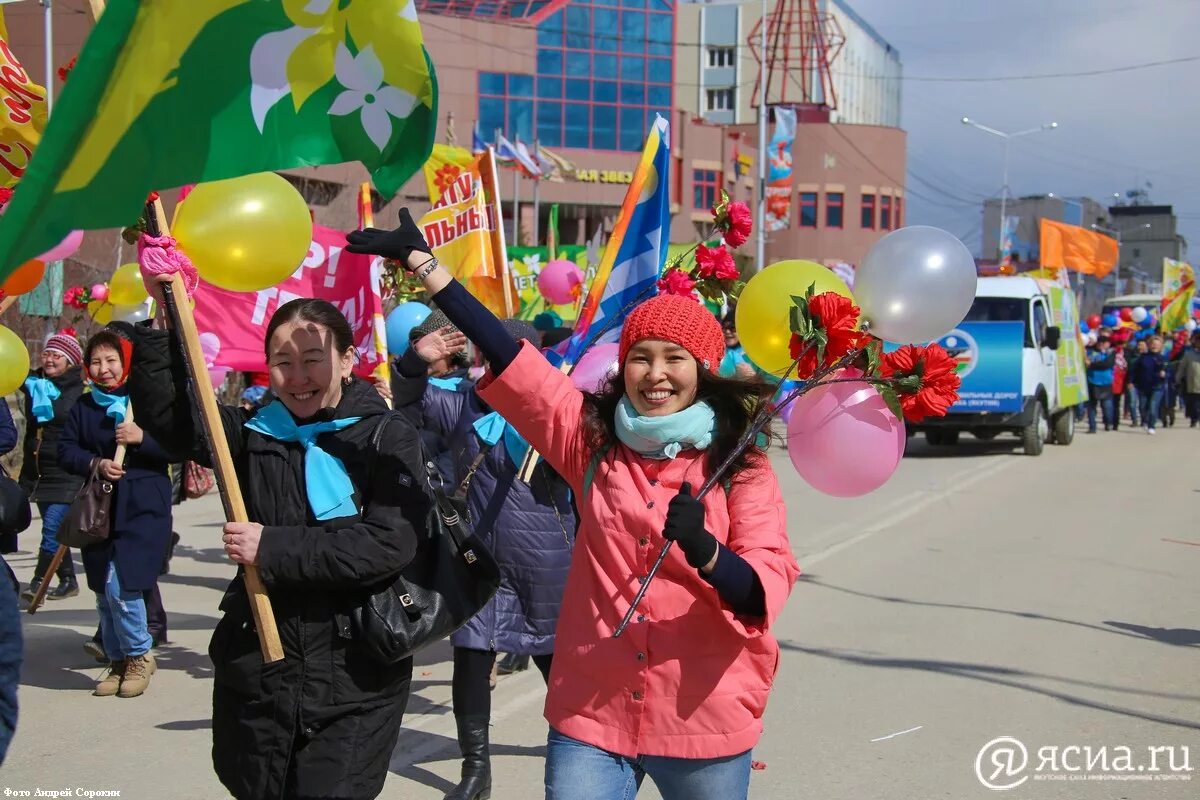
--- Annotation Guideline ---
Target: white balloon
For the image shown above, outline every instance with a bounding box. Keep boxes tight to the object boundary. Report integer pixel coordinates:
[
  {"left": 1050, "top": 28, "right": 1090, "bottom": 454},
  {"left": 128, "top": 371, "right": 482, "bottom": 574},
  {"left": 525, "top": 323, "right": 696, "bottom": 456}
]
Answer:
[
  {"left": 855, "top": 226, "right": 978, "bottom": 344},
  {"left": 1186, "top": 319, "right": 1197, "bottom": 332},
  {"left": 1131, "top": 306, "right": 1148, "bottom": 323},
  {"left": 112, "top": 302, "right": 150, "bottom": 324}
]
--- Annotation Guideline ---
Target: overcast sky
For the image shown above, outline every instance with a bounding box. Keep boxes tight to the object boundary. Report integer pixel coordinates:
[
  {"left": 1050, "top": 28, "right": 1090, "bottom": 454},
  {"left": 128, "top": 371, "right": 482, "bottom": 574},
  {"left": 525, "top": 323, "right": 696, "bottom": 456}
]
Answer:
[{"left": 843, "top": 0, "right": 1200, "bottom": 257}]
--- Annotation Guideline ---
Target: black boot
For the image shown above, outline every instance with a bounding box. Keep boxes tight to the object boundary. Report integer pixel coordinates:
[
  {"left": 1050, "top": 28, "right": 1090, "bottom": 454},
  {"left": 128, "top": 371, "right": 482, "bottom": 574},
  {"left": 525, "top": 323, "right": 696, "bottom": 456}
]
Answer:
[
  {"left": 48, "top": 551, "right": 79, "bottom": 600},
  {"left": 496, "top": 653, "right": 529, "bottom": 676},
  {"left": 20, "top": 550, "right": 54, "bottom": 602},
  {"left": 443, "top": 715, "right": 491, "bottom": 800}
]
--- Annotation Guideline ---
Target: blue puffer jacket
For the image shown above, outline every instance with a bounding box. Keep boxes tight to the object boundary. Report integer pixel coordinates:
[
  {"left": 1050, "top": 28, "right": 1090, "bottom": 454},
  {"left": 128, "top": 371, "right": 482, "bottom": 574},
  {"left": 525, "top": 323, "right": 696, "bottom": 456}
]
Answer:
[{"left": 395, "top": 370, "right": 574, "bottom": 655}]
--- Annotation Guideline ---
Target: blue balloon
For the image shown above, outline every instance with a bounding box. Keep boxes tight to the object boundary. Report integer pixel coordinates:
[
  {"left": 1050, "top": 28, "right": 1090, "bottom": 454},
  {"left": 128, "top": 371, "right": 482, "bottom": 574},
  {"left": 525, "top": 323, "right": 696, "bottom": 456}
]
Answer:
[
  {"left": 1101, "top": 313, "right": 1118, "bottom": 328},
  {"left": 1139, "top": 314, "right": 1155, "bottom": 329},
  {"left": 386, "top": 302, "right": 431, "bottom": 354},
  {"left": 1079, "top": 322, "right": 1090, "bottom": 334}
]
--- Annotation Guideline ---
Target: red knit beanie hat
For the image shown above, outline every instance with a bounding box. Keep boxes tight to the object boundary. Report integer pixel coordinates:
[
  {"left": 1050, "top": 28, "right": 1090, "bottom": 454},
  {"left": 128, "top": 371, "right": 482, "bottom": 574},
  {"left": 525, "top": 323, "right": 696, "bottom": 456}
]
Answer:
[
  {"left": 44, "top": 331, "right": 83, "bottom": 366},
  {"left": 619, "top": 294, "right": 725, "bottom": 372}
]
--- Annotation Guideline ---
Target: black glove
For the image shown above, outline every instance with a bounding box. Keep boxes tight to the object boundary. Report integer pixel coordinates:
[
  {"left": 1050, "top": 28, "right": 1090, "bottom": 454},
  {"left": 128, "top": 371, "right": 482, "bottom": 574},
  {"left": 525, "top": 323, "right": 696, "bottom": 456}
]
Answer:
[
  {"left": 345, "top": 208, "right": 432, "bottom": 264},
  {"left": 662, "top": 482, "right": 718, "bottom": 570}
]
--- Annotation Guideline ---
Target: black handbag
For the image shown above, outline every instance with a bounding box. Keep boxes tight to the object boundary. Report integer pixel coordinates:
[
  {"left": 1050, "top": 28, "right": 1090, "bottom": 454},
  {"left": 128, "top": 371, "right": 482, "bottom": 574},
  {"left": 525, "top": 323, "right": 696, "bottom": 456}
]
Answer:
[
  {"left": 350, "top": 416, "right": 500, "bottom": 664},
  {"left": 56, "top": 458, "right": 114, "bottom": 549}
]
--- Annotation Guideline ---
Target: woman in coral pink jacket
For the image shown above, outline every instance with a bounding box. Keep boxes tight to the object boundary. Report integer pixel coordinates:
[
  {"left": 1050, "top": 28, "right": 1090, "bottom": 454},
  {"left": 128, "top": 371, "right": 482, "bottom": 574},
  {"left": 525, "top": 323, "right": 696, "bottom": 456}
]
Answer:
[{"left": 348, "top": 212, "right": 799, "bottom": 800}]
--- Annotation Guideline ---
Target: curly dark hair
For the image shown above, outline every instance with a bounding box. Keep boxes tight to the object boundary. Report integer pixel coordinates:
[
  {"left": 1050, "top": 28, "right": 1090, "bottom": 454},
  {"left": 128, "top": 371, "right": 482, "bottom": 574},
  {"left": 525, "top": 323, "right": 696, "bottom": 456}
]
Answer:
[{"left": 580, "top": 367, "right": 778, "bottom": 483}]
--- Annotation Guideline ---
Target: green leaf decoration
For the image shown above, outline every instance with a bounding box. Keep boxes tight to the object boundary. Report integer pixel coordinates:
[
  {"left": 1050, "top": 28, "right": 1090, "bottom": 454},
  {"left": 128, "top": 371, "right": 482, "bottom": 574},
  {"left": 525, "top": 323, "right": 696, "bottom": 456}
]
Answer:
[{"left": 880, "top": 386, "right": 904, "bottom": 419}]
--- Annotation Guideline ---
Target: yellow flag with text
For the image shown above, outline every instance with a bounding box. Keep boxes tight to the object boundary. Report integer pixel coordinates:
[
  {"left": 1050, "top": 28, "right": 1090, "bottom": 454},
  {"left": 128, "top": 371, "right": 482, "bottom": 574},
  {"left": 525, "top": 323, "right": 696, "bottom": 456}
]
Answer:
[
  {"left": 1160, "top": 258, "right": 1195, "bottom": 332},
  {"left": 422, "top": 144, "right": 476, "bottom": 205},
  {"left": 418, "top": 156, "right": 514, "bottom": 316},
  {"left": 0, "top": 9, "right": 49, "bottom": 189}
]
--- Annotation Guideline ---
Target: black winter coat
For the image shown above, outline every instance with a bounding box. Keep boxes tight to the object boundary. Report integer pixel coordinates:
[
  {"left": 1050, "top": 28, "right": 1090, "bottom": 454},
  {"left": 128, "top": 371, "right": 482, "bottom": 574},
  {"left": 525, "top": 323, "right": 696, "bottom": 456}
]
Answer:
[
  {"left": 57, "top": 393, "right": 173, "bottom": 593},
  {"left": 18, "top": 368, "right": 85, "bottom": 503},
  {"left": 126, "top": 324, "right": 429, "bottom": 800}
]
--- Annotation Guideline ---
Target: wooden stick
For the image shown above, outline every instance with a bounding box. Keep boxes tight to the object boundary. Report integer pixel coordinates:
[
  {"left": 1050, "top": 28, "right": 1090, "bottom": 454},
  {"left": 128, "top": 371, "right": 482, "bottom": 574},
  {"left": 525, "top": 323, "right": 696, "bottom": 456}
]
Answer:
[
  {"left": 29, "top": 406, "right": 134, "bottom": 614},
  {"left": 0, "top": 296, "right": 16, "bottom": 315}
]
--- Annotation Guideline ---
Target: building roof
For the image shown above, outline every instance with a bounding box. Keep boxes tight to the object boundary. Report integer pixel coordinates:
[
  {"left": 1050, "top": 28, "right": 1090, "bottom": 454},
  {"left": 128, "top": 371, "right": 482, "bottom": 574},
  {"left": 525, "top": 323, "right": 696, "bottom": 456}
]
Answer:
[
  {"left": 415, "top": 0, "right": 569, "bottom": 25},
  {"left": 1109, "top": 205, "right": 1173, "bottom": 217},
  {"left": 824, "top": 0, "right": 900, "bottom": 57}
]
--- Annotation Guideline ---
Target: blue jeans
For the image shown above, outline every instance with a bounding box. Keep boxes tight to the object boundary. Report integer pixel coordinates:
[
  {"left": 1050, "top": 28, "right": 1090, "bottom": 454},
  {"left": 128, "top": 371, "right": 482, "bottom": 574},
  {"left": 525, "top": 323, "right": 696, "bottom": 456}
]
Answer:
[
  {"left": 1138, "top": 387, "right": 1164, "bottom": 430},
  {"left": 95, "top": 562, "right": 152, "bottom": 660},
  {"left": 545, "top": 728, "right": 752, "bottom": 800},
  {"left": 1125, "top": 386, "right": 1140, "bottom": 425},
  {"left": 36, "top": 502, "right": 69, "bottom": 555},
  {"left": 1086, "top": 394, "right": 1115, "bottom": 432}
]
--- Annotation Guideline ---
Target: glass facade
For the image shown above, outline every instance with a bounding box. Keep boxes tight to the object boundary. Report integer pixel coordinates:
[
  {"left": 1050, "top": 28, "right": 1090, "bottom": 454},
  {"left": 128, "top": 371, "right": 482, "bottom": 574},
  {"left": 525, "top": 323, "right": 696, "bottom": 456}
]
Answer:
[
  {"left": 477, "top": 0, "right": 674, "bottom": 152},
  {"left": 416, "top": 0, "right": 569, "bottom": 24}
]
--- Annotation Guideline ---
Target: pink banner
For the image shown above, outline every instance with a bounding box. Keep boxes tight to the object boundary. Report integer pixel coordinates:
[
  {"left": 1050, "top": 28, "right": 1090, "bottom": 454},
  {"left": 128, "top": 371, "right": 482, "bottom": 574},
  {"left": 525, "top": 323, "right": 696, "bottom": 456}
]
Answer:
[{"left": 193, "top": 224, "right": 387, "bottom": 379}]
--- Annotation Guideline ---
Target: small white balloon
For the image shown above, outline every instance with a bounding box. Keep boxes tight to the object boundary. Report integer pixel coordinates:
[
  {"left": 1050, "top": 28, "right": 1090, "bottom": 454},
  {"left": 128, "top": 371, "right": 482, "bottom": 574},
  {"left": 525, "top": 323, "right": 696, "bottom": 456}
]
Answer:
[
  {"left": 854, "top": 226, "right": 978, "bottom": 345},
  {"left": 112, "top": 301, "right": 150, "bottom": 324},
  {"left": 1130, "top": 306, "right": 1148, "bottom": 323},
  {"left": 1186, "top": 319, "right": 1197, "bottom": 332}
]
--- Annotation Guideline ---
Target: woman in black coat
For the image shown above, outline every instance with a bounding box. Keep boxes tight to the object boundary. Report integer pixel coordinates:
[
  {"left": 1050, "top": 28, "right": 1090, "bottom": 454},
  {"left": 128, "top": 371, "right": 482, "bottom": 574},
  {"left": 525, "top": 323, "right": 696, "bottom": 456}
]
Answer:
[
  {"left": 58, "top": 330, "right": 173, "bottom": 698},
  {"left": 123, "top": 294, "right": 429, "bottom": 800},
  {"left": 18, "top": 331, "right": 86, "bottom": 600}
]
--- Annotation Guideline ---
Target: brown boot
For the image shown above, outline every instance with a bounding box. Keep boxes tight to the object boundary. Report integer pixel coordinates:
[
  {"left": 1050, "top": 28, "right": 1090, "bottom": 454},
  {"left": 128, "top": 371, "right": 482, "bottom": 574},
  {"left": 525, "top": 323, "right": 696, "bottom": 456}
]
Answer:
[
  {"left": 93, "top": 661, "right": 125, "bottom": 697},
  {"left": 117, "top": 653, "right": 156, "bottom": 698}
]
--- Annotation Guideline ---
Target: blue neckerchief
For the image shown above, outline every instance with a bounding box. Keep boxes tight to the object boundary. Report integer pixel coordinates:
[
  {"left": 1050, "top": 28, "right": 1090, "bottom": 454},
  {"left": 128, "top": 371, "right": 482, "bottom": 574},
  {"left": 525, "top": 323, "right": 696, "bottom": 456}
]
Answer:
[
  {"left": 614, "top": 397, "right": 716, "bottom": 460},
  {"left": 429, "top": 375, "right": 464, "bottom": 391},
  {"left": 90, "top": 385, "right": 129, "bottom": 424},
  {"left": 24, "top": 376, "right": 60, "bottom": 424},
  {"left": 244, "top": 400, "right": 364, "bottom": 520},
  {"left": 473, "top": 411, "right": 530, "bottom": 467}
]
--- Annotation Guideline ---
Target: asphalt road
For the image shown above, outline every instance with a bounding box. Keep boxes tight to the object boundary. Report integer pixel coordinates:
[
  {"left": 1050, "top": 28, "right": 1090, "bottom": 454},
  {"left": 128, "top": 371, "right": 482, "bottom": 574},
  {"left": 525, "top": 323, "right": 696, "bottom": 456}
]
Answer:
[{"left": 4, "top": 423, "right": 1197, "bottom": 799}]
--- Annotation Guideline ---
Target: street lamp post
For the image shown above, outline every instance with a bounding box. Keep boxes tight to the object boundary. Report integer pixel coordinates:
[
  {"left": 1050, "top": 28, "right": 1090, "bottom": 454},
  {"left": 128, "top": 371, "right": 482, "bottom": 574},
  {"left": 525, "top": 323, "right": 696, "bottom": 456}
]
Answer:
[{"left": 961, "top": 117, "right": 1059, "bottom": 260}]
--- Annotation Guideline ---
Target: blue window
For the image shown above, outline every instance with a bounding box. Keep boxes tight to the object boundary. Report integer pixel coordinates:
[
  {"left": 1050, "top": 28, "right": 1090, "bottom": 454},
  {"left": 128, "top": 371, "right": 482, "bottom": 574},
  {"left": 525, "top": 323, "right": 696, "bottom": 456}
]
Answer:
[
  {"left": 537, "top": 76, "right": 562, "bottom": 99},
  {"left": 647, "top": 14, "right": 672, "bottom": 56},
  {"left": 537, "top": 10, "right": 563, "bottom": 46},
  {"left": 593, "top": 81, "right": 617, "bottom": 102},
  {"left": 509, "top": 99, "right": 534, "bottom": 141},
  {"left": 621, "top": 56, "right": 644, "bottom": 82},
  {"left": 621, "top": 12, "right": 645, "bottom": 52},
  {"left": 479, "top": 72, "right": 506, "bottom": 95},
  {"left": 593, "top": 105, "right": 617, "bottom": 150},
  {"left": 594, "top": 54, "right": 618, "bottom": 79},
  {"left": 594, "top": 8, "right": 618, "bottom": 37},
  {"left": 509, "top": 74, "right": 533, "bottom": 97},
  {"left": 620, "top": 82, "right": 645, "bottom": 105},
  {"left": 479, "top": 97, "right": 505, "bottom": 140},
  {"left": 566, "top": 51, "right": 590, "bottom": 77},
  {"left": 648, "top": 58, "right": 671, "bottom": 82},
  {"left": 565, "top": 79, "right": 590, "bottom": 101},
  {"left": 619, "top": 106, "right": 645, "bottom": 151},
  {"left": 693, "top": 169, "right": 719, "bottom": 211},
  {"left": 537, "top": 101, "right": 562, "bottom": 146},
  {"left": 565, "top": 103, "right": 590, "bottom": 148},
  {"left": 648, "top": 85, "right": 671, "bottom": 106},
  {"left": 538, "top": 49, "right": 562, "bottom": 75}
]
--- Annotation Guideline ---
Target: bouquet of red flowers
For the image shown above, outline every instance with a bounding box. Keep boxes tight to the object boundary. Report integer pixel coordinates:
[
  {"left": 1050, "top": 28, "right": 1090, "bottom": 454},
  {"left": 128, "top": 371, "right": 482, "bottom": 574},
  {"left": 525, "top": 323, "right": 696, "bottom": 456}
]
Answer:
[{"left": 656, "top": 190, "right": 752, "bottom": 307}]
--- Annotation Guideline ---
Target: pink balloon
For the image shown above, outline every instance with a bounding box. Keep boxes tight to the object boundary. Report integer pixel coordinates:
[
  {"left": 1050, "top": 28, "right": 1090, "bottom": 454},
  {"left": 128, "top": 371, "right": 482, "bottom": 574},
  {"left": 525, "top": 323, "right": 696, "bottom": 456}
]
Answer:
[
  {"left": 571, "top": 342, "right": 620, "bottom": 393},
  {"left": 38, "top": 230, "right": 84, "bottom": 262},
  {"left": 89, "top": 283, "right": 109, "bottom": 303},
  {"left": 787, "top": 368, "right": 905, "bottom": 497},
  {"left": 538, "top": 259, "right": 585, "bottom": 305}
]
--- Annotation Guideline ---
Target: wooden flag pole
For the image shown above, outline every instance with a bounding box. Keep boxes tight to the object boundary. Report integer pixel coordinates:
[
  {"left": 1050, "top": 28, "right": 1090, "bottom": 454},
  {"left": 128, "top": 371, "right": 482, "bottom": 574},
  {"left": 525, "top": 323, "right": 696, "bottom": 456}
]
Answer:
[
  {"left": 0, "top": 296, "right": 15, "bottom": 314},
  {"left": 29, "top": 404, "right": 133, "bottom": 614},
  {"left": 147, "top": 200, "right": 284, "bottom": 662}
]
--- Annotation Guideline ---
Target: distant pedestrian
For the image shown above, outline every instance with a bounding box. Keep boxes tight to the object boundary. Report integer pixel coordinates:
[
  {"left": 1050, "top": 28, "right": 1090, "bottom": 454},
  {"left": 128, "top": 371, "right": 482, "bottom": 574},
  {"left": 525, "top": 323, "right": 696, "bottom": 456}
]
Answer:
[
  {"left": 1129, "top": 335, "right": 1168, "bottom": 434},
  {"left": 1086, "top": 331, "right": 1116, "bottom": 433},
  {"left": 1175, "top": 331, "right": 1200, "bottom": 427}
]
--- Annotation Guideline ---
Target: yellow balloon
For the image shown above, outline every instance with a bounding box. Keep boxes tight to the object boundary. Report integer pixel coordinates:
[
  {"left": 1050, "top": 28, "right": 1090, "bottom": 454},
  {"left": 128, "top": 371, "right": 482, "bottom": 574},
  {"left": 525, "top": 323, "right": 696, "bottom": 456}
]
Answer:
[
  {"left": 88, "top": 299, "right": 114, "bottom": 325},
  {"left": 108, "top": 262, "right": 148, "bottom": 307},
  {"left": 736, "top": 259, "right": 854, "bottom": 376},
  {"left": 0, "top": 325, "right": 27, "bottom": 396},
  {"left": 173, "top": 172, "right": 313, "bottom": 292}
]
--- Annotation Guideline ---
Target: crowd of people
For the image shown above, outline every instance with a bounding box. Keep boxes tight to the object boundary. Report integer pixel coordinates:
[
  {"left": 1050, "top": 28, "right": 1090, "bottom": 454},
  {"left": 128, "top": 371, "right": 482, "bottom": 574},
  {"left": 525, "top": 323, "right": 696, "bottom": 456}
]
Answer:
[{"left": 1084, "top": 327, "right": 1200, "bottom": 434}]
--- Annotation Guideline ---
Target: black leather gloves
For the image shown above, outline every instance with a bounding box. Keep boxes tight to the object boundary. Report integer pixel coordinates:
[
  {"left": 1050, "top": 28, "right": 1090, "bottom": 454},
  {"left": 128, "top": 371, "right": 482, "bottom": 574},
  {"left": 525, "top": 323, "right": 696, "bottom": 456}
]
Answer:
[
  {"left": 662, "top": 482, "right": 718, "bottom": 570},
  {"left": 345, "top": 208, "right": 432, "bottom": 265}
]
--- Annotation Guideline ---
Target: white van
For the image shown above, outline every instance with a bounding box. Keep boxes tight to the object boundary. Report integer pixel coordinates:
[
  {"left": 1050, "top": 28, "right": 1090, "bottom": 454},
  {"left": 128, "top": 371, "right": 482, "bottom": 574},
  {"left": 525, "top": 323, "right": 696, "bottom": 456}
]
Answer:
[{"left": 908, "top": 276, "right": 1088, "bottom": 455}]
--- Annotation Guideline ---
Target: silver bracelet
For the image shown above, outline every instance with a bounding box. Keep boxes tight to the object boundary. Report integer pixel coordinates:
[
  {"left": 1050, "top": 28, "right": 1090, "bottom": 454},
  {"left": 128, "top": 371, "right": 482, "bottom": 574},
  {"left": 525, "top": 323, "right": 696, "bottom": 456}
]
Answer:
[{"left": 415, "top": 257, "right": 440, "bottom": 281}]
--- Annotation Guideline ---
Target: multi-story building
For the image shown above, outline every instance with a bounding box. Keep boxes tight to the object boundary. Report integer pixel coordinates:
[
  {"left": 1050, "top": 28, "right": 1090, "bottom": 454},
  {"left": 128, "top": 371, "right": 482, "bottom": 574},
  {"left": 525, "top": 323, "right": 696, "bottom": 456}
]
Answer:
[
  {"left": 1108, "top": 205, "right": 1186, "bottom": 289},
  {"left": 982, "top": 195, "right": 1111, "bottom": 263}
]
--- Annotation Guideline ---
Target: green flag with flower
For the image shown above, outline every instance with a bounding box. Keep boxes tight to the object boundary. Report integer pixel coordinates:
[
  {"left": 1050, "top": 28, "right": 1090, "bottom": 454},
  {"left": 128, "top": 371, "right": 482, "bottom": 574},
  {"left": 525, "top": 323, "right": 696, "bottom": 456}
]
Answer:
[{"left": 0, "top": 0, "right": 437, "bottom": 277}]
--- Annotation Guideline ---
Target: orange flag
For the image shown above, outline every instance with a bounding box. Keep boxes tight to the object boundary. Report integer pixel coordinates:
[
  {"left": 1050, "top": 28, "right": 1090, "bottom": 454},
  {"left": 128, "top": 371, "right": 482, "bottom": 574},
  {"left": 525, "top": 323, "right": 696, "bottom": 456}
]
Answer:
[{"left": 1039, "top": 219, "right": 1119, "bottom": 278}]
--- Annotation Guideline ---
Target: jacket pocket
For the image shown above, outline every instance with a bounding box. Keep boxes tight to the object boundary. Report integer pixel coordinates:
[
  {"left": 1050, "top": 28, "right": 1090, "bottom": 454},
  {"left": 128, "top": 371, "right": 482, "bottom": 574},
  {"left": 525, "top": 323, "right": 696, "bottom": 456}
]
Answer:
[{"left": 209, "top": 609, "right": 263, "bottom": 696}]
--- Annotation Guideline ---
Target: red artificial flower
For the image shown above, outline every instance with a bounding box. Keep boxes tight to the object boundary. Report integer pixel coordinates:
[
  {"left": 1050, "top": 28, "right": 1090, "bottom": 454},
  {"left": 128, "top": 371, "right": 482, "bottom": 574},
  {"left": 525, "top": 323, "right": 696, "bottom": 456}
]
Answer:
[
  {"left": 656, "top": 267, "right": 698, "bottom": 299},
  {"left": 723, "top": 201, "right": 753, "bottom": 248},
  {"left": 57, "top": 55, "right": 77, "bottom": 83},
  {"left": 789, "top": 292, "right": 868, "bottom": 379},
  {"left": 146, "top": 191, "right": 160, "bottom": 204},
  {"left": 695, "top": 244, "right": 739, "bottom": 281},
  {"left": 60, "top": 326, "right": 77, "bottom": 338},
  {"left": 0, "top": 187, "right": 12, "bottom": 207},
  {"left": 881, "top": 343, "right": 961, "bottom": 421}
]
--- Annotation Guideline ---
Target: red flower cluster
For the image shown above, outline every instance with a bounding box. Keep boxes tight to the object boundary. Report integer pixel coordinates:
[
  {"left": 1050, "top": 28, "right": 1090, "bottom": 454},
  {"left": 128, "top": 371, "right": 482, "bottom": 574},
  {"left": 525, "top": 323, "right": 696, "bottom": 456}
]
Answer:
[
  {"left": 880, "top": 343, "right": 961, "bottom": 421},
  {"left": 63, "top": 285, "right": 89, "bottom": 310},
  {"left": 0, "top": 187, "right": 12, "bottom": 207},
  {"left": 146, "top": 191, "right": 160, "bottom": 204},
  {"left": 788, "top": 292, "right": 868, "bottom": 379},
  {"left": 723, "top": 202, "right": 753, "bottom": 248},
  {"left": 656, "top": 267, "right": 697, "bottom": 299},
  {"left": 695, "top": 244, "right": 739, "bottom": 281},
  {"left": 57, "top": 56, "right": 77, "bottom": 83}
]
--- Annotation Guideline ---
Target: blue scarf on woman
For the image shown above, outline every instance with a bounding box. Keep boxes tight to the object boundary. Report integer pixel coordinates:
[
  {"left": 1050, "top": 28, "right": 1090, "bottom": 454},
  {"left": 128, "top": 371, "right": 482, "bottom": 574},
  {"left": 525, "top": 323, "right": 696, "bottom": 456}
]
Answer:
[
  {"left": 614, "top": 396, "right": 716, "bottom": 460},
  {"left": 90, "top": 385, "right": 129, "bottom": 424},
  {"left": 244, "top": 400, "right": 363, "bottom": 520},
  {"left": 24, "top": 376, "right": 60, "bottom": 423}
]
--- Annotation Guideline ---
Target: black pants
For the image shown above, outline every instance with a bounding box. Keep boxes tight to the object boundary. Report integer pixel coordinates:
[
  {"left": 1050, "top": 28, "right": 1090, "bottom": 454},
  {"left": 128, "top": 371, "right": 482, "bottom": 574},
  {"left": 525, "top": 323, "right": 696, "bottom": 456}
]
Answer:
[{"left": 452, "top": 646, "right": 552, "bottom": 719}]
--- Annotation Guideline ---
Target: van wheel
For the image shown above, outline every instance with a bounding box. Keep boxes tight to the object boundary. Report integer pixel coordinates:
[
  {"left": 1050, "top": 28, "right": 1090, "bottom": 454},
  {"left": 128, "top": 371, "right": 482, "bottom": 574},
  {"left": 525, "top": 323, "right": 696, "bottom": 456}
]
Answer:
[
  {"left": 926, "top": 430, "right": 959, "bottom": 446},
  {"left": 1051, "top": 409, "right": 1075, "bottom": 445},
  {"left": 1023, "top": 400, "right": 1048, "bottom": 456}
]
